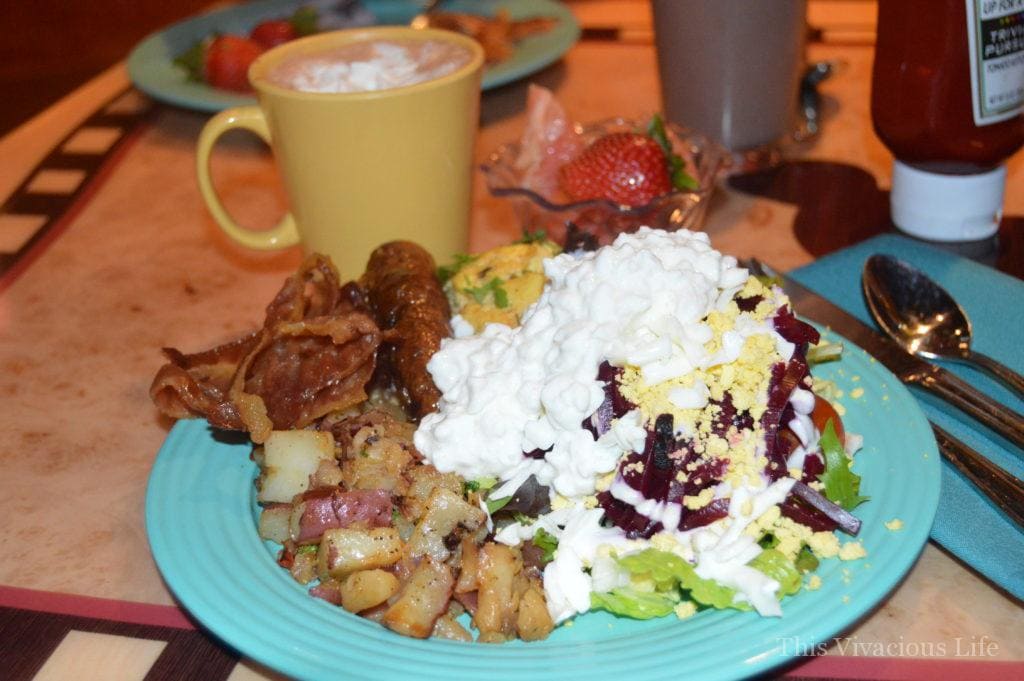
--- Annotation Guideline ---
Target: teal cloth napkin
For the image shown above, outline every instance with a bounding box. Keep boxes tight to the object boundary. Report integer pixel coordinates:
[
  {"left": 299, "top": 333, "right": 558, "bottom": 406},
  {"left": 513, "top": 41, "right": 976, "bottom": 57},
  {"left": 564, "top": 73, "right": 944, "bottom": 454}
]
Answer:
[{"left": 791, "top": 234, "right": 1024, "bottom": 601}]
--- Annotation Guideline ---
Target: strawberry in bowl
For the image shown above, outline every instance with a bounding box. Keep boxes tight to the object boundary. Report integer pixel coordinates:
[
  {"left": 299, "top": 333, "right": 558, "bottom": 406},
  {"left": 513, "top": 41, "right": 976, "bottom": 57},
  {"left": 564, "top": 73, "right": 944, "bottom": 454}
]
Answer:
[{"left": 483, "top": 85, "right": 724, "bottom": 247}]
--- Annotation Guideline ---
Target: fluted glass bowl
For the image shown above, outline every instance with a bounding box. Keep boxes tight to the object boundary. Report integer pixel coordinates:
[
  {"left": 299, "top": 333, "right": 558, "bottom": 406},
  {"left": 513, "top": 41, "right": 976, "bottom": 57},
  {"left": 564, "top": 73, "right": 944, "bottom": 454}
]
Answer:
[{"left": 481, "top": 117, "right": 726, "bottom": 247}]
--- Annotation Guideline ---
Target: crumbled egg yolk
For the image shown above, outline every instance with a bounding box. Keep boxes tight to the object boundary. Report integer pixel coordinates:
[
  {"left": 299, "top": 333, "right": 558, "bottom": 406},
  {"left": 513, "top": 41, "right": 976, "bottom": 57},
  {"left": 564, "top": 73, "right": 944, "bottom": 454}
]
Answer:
[
  {"left": 806, "top": 575, "right": 823, "bottom": 591},
  {"left": 674, "top": 601, "right": 698, "bottom": 619},
  {"left": 617, "top": 277, "right": 786, "bottom": 491},
  {"left": 839, "top": 541, "right": 867, "bottom": 561},
  {"left": 884, "top": 518, "right": 904, "bottom": 531},
  {"left": 807, "top": 531, "right": 841, "bottom": 559},
  {"left": 552, "top": 492, "right": 598, "bottom": 511},
  {"left": 684, "top": 487, "right": 716, "bottom": 510},
  {"left": 649, "top": 531, "right": 696, "bottom": 562},
  {"left": 595, "top": 471, "right": 616, "bottom": 492}
]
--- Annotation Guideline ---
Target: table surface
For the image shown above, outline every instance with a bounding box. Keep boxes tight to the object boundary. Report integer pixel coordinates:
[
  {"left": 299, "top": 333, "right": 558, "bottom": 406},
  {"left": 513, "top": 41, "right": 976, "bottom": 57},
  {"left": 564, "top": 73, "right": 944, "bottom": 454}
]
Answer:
[{"left": 1, "top": 1, "right": 1022, "bottom": 679}]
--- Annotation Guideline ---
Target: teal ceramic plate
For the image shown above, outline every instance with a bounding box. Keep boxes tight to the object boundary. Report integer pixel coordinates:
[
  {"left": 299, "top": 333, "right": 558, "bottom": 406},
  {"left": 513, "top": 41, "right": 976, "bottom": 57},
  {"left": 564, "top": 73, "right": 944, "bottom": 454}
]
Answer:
[
  {"left": 126, "top": 0, "right": 580, "bottom": 111},
  {"left": 146, "top": 328, "right": 940, "bottom": 681}
]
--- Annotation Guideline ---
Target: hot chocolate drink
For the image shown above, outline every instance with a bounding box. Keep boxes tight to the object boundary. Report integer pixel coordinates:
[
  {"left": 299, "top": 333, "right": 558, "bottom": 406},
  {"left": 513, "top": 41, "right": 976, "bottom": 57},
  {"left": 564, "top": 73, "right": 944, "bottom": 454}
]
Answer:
[{"left": 268, "top": 38, "right": 473, "bottom": 93}]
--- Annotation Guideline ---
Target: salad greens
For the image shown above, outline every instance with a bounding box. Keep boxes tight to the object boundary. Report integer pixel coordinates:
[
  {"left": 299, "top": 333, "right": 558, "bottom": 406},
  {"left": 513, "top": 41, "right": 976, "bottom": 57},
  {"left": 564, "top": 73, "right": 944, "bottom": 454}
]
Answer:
[
  {"left": 590, "top": 549, "right": 806, "bottom": 619},
  {"left": 532, "top": 528, "right": 559, "bottom": 563},
  {"left": 819, "top": 420, "right": 868, "bottom": 511}
]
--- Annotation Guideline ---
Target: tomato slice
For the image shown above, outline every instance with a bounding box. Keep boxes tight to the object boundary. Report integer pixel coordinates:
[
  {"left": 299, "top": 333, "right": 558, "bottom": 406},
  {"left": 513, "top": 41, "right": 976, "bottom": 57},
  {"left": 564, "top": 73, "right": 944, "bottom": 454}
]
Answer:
[{"left": 810, "top": 395, "right": 845, "bottom": 443}]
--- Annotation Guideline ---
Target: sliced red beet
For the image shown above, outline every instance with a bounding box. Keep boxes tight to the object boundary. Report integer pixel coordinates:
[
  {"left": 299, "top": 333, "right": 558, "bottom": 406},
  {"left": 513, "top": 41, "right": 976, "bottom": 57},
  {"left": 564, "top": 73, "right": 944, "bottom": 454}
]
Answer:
[
  {"left": 772, "top": 305, "right": 821, "bottom": 347},
  {"left": 595, "top": 490, "right": 664, "bottom": 539},
  {"left": 736, "top": 294, "right": 763, "bottom": 312},
  {"left": 790, "top": 481, "right": 861, "bottom": 535},
  {"left": 679, "top": 498, "right": 730, "bottom": 530}
]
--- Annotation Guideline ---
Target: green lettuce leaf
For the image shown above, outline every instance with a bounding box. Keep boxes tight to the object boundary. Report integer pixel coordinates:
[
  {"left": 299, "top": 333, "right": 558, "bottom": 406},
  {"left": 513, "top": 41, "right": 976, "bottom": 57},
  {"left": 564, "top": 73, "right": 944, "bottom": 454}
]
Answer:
[
  {"left": 806, "top": 340, "right": 844, "bottom": 365},
  {"left": 598, "top": 547, "right": 806, "bottom": 618},
  {"left": 795, "top": 546, "right": 820, "bottom": 574},
  {"left": 818, "top": 419, "right": 868, "bottom": 511},
  {"left": 485, "top": 495, "right": 511, "bottom": 514},
  {"left": 748, "top": 549, "right": 802, "bottom": 597},
  {"left": 532, "top": 527, "right": 559, "bottom": 563},
  {"left": 590, "top": 588, "right": 678, "bottom": 619},
  {"left": 616, "top": 549, "right": 747, "bottom": 611}
]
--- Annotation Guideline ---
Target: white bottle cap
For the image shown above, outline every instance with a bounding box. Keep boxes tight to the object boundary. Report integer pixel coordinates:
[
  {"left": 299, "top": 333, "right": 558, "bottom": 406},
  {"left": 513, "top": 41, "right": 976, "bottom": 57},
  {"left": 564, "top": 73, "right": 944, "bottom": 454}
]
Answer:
[{"left": 890, "top": 160, "right": 1004, "bottom": 242}]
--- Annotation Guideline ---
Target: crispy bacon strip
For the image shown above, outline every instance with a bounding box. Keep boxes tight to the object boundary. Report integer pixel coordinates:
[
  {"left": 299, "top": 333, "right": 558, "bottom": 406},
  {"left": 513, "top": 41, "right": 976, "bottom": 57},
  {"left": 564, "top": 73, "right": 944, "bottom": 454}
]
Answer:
[
  {"left": 230, "top": 313, "right": 380, "bottom": 443},
  {"left": 150, "top": 254, "right": 382, "bottom": 443},
  {"left": 361, "top": 242, "right": 451, "bottom": 418},
  {"left": 150, "top": 332, "right": 258, "bottom": 431}
]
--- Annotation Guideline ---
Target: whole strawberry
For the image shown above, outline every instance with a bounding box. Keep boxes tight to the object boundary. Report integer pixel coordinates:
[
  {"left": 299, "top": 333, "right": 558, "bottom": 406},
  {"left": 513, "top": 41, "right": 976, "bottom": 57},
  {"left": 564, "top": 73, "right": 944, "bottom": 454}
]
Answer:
[{"left": 559, "top": 132, "right": 672, "bottom": 207}]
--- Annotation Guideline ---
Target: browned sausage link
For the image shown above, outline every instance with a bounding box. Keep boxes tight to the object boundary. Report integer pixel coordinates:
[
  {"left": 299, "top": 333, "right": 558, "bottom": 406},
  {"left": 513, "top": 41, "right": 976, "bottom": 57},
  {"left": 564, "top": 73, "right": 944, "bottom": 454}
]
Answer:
[{"left": 361, "top": 241, "right": 451, "bottom": 418}]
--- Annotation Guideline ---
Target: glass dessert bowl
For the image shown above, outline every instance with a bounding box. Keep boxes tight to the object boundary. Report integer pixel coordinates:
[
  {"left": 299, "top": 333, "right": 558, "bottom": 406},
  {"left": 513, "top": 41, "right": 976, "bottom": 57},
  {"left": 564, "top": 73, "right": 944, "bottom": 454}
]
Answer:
[{"left": 482, "top": 117, "right": 726, "bottom": 247}]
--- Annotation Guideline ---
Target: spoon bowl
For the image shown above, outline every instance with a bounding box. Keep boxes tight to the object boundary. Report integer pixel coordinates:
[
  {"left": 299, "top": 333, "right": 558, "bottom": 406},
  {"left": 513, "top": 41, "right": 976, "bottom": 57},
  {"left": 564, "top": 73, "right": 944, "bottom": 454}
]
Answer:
[{"left": 862, "top": 254, "right": 1024, "bottom": 399}]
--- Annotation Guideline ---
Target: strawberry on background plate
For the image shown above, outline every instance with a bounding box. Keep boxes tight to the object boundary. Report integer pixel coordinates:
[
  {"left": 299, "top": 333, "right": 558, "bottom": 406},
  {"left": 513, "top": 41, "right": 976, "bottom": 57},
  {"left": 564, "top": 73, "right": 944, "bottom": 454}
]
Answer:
[
  {"left": 250, "top": 19, "right": 297, "bottom": 49},
  {"left": 204, "top": 35, "right": 264, "bottom": 92},
  {"left": 559, "top": 132, "right": 673, "bottom": 207}
]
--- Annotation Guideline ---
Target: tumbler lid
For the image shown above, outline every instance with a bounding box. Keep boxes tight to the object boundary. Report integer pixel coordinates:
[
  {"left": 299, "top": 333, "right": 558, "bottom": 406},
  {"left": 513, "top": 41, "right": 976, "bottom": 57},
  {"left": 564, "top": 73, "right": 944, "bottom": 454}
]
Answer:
[{"left": 890, "top": 160, "right": 1004, "bottom": 242}]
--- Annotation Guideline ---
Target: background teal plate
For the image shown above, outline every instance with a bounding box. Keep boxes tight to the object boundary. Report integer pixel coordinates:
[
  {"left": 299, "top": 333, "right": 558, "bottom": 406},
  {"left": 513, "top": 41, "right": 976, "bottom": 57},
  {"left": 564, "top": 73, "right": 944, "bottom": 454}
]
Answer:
[
  {"left": 127, "top": 0, "right": 580, "bottom": 111},
  {"left": 145, "top": 328, "right": 940, "bottom": 681}
]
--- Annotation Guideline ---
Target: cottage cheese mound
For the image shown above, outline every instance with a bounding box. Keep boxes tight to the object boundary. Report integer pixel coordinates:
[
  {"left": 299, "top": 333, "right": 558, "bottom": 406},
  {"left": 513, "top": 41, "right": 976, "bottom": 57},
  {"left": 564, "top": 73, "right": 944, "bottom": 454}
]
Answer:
[
  {"left": 415, "top": 228, "right": 753, "bottom": 498},
  {"left": 414, "top": 228, "right": 815, "bottom": 623}
]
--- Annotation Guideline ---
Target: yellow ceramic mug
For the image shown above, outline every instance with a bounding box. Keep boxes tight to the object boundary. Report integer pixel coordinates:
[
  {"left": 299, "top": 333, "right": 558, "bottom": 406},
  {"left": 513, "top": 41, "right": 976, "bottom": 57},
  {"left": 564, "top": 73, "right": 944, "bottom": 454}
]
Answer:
[{"left": 197, "top": 27, "right": 484, "bottom": 277}]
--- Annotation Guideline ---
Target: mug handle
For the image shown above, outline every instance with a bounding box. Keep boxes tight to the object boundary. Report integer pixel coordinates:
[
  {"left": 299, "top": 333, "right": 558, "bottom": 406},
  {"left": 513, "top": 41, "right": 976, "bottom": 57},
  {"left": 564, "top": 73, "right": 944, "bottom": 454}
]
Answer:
[{"left": 196, "top": 106, "right": 300, "bottom": 250}]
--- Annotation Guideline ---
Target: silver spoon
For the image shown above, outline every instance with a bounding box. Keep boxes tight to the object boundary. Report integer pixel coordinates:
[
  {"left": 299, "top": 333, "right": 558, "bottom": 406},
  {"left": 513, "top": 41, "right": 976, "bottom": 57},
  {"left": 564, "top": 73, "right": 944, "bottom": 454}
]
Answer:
[{"left": 862, "top": 254, "right": 1024, "bottom": 400}]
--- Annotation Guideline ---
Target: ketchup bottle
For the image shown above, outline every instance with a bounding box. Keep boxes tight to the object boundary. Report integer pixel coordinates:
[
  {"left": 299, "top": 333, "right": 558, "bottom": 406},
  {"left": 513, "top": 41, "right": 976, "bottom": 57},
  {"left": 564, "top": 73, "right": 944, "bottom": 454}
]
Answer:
[{"left": 872, "top": 0, "right": 1024, "bottom": 241}]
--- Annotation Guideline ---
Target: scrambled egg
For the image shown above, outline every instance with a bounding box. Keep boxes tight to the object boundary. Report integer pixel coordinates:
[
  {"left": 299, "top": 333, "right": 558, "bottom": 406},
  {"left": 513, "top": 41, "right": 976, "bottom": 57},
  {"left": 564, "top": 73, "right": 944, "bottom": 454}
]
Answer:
[{"left": 443, "top": 239, "right": 561, "bottom": 332}]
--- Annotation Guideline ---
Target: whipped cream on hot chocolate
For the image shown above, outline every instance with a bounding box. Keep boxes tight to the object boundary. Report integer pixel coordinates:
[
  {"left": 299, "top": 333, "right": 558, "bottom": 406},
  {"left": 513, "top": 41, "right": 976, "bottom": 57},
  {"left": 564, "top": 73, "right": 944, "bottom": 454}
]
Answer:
[{"left": 269, "top": 39, "right": 471, "bottom": 93}]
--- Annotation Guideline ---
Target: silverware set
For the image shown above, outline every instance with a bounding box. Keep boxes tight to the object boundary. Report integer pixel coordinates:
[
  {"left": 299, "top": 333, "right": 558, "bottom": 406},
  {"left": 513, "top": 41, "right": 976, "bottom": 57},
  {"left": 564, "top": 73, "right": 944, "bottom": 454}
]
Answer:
[{"left": 745, "top": 257, "right": 1024, "bottom": 531}]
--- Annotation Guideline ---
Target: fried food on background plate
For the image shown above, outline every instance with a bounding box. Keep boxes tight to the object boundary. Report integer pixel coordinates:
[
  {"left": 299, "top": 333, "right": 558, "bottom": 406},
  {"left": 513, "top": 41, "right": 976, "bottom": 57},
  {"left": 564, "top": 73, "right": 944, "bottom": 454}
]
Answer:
[{"left": 422, "top": 10, "right": 557, "bottom": 64}]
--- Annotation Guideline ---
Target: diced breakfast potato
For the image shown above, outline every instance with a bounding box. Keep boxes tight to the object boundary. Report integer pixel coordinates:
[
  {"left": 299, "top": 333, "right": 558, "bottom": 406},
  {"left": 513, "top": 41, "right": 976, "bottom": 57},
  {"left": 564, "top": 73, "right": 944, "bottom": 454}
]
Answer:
[
  {"left": 516, "top": 577, "right": 554, "bottom": 641},
  {"left": 474, "top": 543, "right": 522, "bottom": 642},
  {"left": 454, "top": 536, "right": 479, "bottom": 593},
  {"left": 341, "top": 569, "right": 400, "bottom": 613},
  {"left": 382, "top": 558, "right": 454, "bottom": 638},
  {"left": 290, "top": 547, "right": 318, "bottom": 585},
  {"left": 342, "top": 431, "right": 414, "bottom": 495},
  {"left": 311, "top": 458, "right": 343, "bottom": 489},
  {"left": 257, "top": 504, "right": 292, "bottom": 544},
  {"left": 402, "top": 465, "right": 463, "bottom": 522},
  {"left": 257, "top": 430, "right": 335, "bottom": 503},
  {"left": 407, "top": 488, "right": 487, "bottom": 561},
  {"left": 317, "top": 527, "right": 403, "bottom": 579},
  {"left": 431, "top": 613, "right": 473, "bottom": 641}
]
